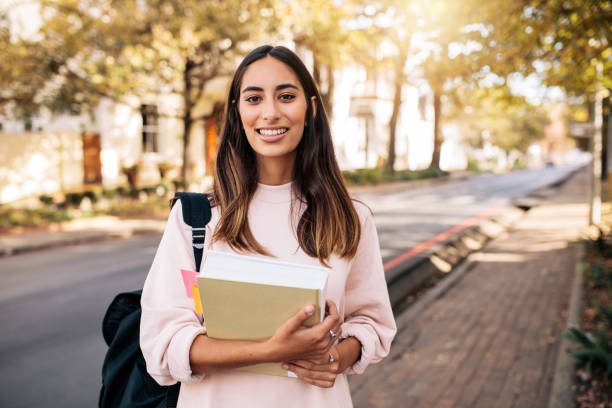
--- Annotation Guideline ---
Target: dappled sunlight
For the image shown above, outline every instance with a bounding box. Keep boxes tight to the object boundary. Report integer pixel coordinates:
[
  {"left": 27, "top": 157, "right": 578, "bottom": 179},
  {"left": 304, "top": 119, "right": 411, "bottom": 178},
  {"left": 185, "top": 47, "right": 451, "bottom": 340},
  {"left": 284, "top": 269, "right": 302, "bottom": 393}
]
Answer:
[
  {"left": 430, "top": 254, "right": 452, "bottom": 272},
  {"left": 469, "top": 252, "right": 529, "bottom": 263},
  {"left": 522, "top": 240, "right": 569, "bottom": 252}
]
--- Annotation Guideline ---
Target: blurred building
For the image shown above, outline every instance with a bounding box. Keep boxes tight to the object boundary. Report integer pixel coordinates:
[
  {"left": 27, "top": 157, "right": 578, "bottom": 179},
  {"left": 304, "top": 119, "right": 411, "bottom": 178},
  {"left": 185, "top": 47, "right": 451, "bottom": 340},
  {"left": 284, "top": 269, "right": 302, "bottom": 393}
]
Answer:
[
  {"left": 1, "top": 43, "right": 467, "bottom": 204},
  {"left": 0, "top": 78, "right": 228, "bottom": 203},
  {"left": 327, "top": 61, "right": 467, "bottom": 172}
]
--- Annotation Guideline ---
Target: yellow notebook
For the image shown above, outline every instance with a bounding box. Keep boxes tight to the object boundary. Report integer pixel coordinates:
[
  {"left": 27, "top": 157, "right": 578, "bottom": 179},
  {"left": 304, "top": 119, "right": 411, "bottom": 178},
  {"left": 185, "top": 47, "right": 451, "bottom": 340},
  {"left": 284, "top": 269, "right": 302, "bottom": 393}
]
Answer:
[{"left": 195, "top": 250, "right": 329, "bottom": 378}]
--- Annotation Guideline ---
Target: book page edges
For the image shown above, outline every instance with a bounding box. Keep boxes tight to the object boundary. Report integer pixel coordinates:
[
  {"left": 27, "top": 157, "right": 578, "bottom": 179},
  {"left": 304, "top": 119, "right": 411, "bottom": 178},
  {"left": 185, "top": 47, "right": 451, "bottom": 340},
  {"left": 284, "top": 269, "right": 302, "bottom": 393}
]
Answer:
[
  {"left": 235, "top": 363, "right": 295, "bottom": 377},
  {"left": 203, "top": 251, "right": 328, "bottom": 288}
]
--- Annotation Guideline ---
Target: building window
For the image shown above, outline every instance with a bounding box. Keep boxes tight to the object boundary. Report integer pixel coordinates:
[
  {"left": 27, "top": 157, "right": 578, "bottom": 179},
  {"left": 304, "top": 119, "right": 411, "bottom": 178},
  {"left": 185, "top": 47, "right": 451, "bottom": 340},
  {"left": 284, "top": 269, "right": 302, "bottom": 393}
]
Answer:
[{"left": 141, "top": 104, "right": 159, "bottom": 153}]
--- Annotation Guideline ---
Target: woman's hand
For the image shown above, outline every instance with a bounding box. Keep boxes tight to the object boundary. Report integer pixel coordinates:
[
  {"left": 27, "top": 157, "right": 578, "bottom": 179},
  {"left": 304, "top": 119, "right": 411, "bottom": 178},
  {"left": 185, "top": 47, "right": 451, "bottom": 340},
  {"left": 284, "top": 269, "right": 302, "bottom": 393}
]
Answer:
[
  {"left": 282, "top": 337, "right": 362, "bottom": 388},
  {"left": 265, "top": 300, "right": 342, "bottom": 363}
]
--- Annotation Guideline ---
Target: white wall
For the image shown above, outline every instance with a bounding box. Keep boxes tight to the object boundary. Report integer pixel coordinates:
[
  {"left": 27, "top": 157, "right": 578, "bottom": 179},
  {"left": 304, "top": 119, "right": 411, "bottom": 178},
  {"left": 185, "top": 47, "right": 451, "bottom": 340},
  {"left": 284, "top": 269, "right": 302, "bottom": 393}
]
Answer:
[{"left": 0, "top": 131, "right": 83, "bottom": 203}]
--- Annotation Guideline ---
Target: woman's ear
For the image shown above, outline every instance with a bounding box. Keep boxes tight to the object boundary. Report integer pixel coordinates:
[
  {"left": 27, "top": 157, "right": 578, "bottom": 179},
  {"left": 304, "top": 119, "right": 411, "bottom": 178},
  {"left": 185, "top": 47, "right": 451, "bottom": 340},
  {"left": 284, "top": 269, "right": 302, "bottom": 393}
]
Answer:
[{"left": 310, "top": 96, "right": 317, "bottom": 119}]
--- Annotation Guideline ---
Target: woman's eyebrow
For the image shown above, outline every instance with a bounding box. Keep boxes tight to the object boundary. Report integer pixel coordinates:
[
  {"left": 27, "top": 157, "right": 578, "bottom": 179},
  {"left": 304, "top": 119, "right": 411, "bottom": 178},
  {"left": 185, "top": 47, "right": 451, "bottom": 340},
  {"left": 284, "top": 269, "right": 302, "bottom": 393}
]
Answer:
[
  {"left": 241, "top": 83, "right": 299, "bottom": 93},
  {"left": 276, "top": 83, "right": 298, "bottom": 91}
]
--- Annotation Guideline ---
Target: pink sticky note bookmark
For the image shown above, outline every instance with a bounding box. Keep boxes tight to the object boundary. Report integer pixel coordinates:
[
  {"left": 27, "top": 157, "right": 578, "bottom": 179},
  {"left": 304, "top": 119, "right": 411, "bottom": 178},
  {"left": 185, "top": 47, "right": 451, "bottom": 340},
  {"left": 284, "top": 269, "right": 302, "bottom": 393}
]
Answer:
[{"left": 180, "top": 269, "right": 199, "bottom": 298}]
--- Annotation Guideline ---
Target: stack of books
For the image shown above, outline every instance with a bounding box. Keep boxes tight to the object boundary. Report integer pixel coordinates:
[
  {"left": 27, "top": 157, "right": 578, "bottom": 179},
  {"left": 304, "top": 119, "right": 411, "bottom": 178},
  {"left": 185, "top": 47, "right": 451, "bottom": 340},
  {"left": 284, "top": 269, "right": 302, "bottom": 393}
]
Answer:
[{"left": 181, "top": 250, "right": 329, "bottom": 377}]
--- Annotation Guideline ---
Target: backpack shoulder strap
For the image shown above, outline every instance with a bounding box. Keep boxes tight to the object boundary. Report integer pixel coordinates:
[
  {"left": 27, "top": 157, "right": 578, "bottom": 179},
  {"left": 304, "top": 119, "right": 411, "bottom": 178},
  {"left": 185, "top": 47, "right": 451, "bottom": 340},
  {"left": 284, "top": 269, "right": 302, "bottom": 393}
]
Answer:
[
  {"left": 172, "top": 192, "right": 212, "bottom": 273},
  {"left": 167, "top": 192, "right": 211, "bottom": 407}
]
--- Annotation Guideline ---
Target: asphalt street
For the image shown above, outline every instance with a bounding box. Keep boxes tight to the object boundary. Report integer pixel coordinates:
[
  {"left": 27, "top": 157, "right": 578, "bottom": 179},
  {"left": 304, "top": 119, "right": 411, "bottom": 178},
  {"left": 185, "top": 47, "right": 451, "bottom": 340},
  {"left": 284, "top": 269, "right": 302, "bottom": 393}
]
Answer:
[{"left": 0, "top": 235, "right": 162, "bottom": 408}]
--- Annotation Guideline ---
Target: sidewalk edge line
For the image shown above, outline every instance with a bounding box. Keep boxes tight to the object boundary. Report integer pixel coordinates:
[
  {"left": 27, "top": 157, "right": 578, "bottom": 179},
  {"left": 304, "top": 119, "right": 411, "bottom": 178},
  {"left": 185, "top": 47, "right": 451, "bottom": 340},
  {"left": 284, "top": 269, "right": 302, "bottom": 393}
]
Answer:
[{"left": 547, "top": 241, "right": 584, "bottom": 408}]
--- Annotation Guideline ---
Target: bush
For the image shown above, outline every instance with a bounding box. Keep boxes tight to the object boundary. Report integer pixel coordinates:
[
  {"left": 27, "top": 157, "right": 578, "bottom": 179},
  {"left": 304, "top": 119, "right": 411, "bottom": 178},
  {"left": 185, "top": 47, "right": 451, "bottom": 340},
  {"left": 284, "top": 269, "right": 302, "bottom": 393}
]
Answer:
[
  {"left": 102, "top": 188, "right": 118, "bottom": 199},
  {"left": 342, "top": 167, "right": 446, "bottom": 186},
  {"left": 65, "top": 192, "right": 85, "bottom": 206},
  {"left": 0, "top": 207, "right": 77, "bottom": 229},
  {"left": 83, "top": 189, "right": 101, "bottom": 203},
  {"left": 565, "top": 326, "right": 612, "bottom": 377},
  {"left": 566, "top": 229, "right": 612, "bottom": 380},
  {"left": 39, "top": 195, "right": 53, "bottom": 205}
]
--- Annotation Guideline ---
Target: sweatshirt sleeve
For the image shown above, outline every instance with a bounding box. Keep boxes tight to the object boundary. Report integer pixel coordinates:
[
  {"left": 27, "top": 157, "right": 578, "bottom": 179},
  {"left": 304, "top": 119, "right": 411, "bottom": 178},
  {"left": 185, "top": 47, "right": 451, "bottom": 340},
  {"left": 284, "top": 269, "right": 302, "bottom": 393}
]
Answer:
[
  {"left": 140, "top": 201, "right": 207, "bottom": 385},
  {"left": 340, "top": 204, "right": 397, "bottom": 374}
]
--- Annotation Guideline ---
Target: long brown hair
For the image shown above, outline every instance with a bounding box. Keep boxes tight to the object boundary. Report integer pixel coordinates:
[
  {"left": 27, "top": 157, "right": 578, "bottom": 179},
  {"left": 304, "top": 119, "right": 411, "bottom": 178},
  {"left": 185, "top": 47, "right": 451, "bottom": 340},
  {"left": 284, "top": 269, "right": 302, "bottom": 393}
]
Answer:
[{"left": 212, "top": 45, "right": 360, "bottom": 265}]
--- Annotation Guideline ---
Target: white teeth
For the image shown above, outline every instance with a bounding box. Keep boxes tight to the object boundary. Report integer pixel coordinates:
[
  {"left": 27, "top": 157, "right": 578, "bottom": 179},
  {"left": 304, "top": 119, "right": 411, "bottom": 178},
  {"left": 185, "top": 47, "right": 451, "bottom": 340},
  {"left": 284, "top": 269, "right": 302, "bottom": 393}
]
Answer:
[{"left": 259, "top": 128, "right": 288, "bottom": 136}]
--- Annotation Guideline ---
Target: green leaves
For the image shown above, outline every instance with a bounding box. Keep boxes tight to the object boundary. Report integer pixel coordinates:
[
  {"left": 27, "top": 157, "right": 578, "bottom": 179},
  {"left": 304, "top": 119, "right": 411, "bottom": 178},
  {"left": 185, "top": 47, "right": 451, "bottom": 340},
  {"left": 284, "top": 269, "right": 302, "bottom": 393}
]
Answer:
[
  {"left": 476, "top": 0, "right": 612, "bottom": 96},
  {"left": 0, "top": 0, "right": 278, "bottom": 117},
  {"left": 565, "top": 325, "right": 612, "bottom": 377}
]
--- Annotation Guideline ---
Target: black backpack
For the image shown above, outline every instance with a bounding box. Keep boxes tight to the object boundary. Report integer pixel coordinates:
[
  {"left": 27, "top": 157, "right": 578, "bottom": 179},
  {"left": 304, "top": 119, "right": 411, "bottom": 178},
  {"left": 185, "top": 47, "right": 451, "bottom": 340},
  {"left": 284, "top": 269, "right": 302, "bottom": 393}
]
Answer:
[{"left": 99, "top": 192, "right": 212, "bottom": 408}]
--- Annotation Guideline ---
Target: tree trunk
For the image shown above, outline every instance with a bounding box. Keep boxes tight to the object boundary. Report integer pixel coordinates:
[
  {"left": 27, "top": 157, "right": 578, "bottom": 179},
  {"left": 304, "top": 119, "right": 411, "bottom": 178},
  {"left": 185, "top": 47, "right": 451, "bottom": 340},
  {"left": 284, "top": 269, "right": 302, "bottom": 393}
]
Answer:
[
  {"left": 386, "top": 54, "right": 406, "bottom": 174},
  {"left": 430, "top": 90, "right": 443, "bottom": 170},
  {"left": 323, "top": 63, "right": 334, "bottom": 120},
  {"left": 591, "top": 62, "right": 604, "bottom": 225},
  {"left": 311, "top": 54, "right": 335, "bottom": 121},
  {"left": 313, "top": 55, "right": 321, "bottom": 89},
  {"left": 386, "top": 70, "right": 403, "bottom": 174},
  {"left": 181, "top": 60, "right": 195, "bottom": 189}
]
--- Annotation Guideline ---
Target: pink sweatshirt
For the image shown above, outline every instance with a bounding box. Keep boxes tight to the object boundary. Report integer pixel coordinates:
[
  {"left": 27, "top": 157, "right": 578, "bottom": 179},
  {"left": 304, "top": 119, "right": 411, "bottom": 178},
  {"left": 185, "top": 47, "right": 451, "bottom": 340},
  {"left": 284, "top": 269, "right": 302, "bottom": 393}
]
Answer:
[{"left": 140, "top": 182, "right": 397, "bottom": 407}]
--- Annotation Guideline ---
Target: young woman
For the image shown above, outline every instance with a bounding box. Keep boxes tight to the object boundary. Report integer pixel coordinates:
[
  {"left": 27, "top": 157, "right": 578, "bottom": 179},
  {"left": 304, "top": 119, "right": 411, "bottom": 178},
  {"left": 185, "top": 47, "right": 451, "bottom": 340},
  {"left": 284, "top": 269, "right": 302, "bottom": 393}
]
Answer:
[{"left": 140, "top": 45, "right": 396, "bottom": 407}]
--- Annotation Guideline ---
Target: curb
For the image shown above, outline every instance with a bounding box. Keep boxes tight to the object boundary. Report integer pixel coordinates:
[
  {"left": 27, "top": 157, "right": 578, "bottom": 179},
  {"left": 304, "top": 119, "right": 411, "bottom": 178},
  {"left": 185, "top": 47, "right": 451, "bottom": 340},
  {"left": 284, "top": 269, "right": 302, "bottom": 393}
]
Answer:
[
  {"left": 547, "top": 241, "right": 584, "bottom": 408},
  {"left": 387, "top": 206, "right": 525, "bottom": 310},
  {"left": 0, "top": 225, "right": 165, "bottom": 257}
]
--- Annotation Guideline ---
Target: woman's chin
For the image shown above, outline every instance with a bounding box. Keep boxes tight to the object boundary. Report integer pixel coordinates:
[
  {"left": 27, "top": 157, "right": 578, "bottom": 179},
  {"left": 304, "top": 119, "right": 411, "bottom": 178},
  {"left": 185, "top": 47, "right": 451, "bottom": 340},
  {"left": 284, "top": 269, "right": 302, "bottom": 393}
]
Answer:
[{"left": 254, "top": 148, "right": 298, "bottom": 161}]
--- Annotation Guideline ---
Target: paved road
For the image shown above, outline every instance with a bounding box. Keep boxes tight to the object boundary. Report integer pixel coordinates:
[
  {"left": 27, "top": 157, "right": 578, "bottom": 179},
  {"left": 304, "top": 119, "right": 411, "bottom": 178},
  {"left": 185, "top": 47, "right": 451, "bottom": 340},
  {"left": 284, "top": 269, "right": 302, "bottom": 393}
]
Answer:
[
  {"left": 0, "top": 164, "right": 583, "bottom": 407},
  {"left": 0, "top": 235, "right": 161, "bottom": 408},
  {"left": 355, "top": 164, "right": 581, "bottom": 278}
]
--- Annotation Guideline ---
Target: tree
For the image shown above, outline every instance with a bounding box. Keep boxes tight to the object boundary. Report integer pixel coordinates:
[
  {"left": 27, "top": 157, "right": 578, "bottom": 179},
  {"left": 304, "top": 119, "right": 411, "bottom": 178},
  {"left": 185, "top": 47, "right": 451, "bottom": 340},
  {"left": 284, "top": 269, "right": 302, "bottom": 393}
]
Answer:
[
  {"left": 452, "top": 85, "right": 549, "bottom": 158},
  {"left": 144, "top": 0, "right": 278, "bottom": 187},
  {"left": 0, "top": 1, "right": 152, "bottom": 117},
  {"left": 0, "top": 0, "right": 277, "bottom": 188},
  {"left": 479, "top": 0, "right": 611, "bottom": 94},
  {"left": 278, "top": 0, "right": 372, "bottom": 121},
  {"left": 415, "top": 0, "right": 495, "bottom": 171}
]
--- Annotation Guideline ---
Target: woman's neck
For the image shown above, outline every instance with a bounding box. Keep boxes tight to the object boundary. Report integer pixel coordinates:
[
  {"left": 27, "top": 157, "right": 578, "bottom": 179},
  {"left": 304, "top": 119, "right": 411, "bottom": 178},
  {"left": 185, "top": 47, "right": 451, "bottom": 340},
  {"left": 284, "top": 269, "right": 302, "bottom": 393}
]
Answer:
[{"left": 256, "top": 153, "right": 296, "bottom": 185}]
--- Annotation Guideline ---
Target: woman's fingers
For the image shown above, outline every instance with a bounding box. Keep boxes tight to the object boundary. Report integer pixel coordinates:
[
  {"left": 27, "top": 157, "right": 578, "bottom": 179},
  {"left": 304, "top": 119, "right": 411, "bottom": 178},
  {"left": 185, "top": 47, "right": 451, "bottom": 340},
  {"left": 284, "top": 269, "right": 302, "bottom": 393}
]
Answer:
[
  {"left": 283, "top": 361, "right": 339, "bottom": 388},
  {"left": 288, "top": 359, "right": 340, "bottom": 374},
  {"left": 286, "top": 347, "right": 342, "bottom": 375},
  {"left": 270, "top": 300, "right": 343, "bottom": 362},
  {"left": 325, "top": 299, "right": 339, "bottom": 317},
  {"left": 279, "top": 304, "right": 315, "bottom": 335}
]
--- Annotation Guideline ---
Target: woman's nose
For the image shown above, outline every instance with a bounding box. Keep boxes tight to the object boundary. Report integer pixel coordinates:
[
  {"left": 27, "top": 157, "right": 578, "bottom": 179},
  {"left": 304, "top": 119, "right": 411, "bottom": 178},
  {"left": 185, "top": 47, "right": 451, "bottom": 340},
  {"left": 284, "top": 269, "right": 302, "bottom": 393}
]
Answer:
[{"left": 262, "top": 99, "right": 280, "bottom": 121}]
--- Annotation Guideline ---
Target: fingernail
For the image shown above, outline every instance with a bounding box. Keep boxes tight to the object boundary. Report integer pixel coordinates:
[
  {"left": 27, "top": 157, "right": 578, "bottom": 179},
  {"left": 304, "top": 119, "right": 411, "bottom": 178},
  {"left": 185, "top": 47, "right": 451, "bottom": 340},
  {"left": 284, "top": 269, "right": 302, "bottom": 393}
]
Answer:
[
  {"left": 305, "top": 305, "right": 314, "bottom": 315},
  {"left": 282, "top": 363, "right": 289, "bottom": 370}
]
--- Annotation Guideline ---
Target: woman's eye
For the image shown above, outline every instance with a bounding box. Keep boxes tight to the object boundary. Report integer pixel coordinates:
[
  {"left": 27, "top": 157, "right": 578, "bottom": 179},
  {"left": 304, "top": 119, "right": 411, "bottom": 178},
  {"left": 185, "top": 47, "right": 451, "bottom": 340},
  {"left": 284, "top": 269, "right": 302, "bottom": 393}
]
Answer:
[
  {"left": 279, "top": 93, "right": 296, "bottom": 101},
  {"left": 245, "top": 95, "right": 261, "bottom": 103}
]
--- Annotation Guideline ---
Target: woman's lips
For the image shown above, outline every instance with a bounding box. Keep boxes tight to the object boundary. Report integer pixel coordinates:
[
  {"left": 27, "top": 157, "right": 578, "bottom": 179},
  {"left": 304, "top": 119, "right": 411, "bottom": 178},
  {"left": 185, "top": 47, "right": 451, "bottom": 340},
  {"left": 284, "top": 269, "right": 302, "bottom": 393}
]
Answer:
[{"left": 257, "top": 127, "right": 289, "bottom": 142}]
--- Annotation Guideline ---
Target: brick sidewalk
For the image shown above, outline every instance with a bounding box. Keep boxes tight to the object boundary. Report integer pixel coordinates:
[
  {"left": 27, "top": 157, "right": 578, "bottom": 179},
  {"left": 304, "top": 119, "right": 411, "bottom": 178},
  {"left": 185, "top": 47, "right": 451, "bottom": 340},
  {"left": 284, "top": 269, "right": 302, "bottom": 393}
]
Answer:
[{"left": 350, "top": 167, "right": 589, "bottom": 408}]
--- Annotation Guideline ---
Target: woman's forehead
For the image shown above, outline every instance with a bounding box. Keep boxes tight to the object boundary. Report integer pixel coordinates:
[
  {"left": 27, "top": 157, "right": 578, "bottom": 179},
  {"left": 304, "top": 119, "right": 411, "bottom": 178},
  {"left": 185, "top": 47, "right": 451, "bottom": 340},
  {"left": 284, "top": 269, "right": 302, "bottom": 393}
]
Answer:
[{"left": 240, "top": 56, "right": 302, "bottom": 92}]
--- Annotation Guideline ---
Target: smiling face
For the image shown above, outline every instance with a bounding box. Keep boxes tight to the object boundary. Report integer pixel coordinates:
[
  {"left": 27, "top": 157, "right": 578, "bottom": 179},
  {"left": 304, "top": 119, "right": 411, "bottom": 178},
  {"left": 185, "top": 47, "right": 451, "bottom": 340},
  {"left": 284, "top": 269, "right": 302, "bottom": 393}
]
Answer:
[{"left": 238, "top": 56, "right": 314, "bottom": 177}]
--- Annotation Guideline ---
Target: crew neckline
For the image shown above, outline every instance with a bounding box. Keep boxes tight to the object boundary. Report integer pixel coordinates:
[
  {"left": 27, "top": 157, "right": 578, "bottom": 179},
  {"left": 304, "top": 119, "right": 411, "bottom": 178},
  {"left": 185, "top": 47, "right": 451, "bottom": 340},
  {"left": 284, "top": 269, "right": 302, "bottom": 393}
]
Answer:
[{"left": 253, "top": 180, "right": 294, "bottom": 204}]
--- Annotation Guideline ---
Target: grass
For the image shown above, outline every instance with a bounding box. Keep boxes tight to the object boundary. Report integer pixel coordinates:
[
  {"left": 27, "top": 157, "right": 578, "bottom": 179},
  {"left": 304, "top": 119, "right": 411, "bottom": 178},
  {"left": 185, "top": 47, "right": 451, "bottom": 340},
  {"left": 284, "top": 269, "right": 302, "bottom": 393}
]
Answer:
[
  {"left": 1, "top": 167, "right": 448, "bottom": 230},
  {"left": 0, "top": 185, "right": 173, "bottom": 231},
  {"left": 342, "top": 167, "right": 446, "bottom": 186}
]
